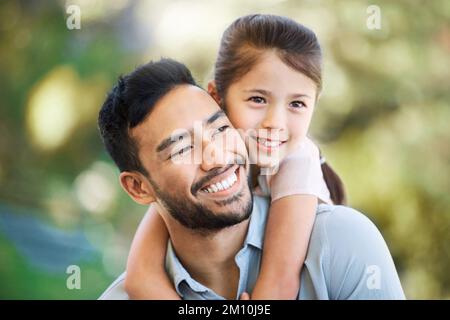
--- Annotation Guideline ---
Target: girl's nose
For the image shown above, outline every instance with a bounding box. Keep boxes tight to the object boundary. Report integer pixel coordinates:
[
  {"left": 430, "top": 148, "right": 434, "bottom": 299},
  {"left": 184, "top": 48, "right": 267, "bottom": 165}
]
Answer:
[{"left": 261, "top": 106, "right": 287, "bottom": 132}]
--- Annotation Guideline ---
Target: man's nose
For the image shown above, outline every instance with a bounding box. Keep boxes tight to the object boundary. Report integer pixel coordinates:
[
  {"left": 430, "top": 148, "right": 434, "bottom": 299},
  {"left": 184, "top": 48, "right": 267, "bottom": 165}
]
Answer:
[
  {"left": 200, "top": 138, "right": 233, "bottom": 172},
  {"left": 261, "top": 105, "right": 287, "bottom": 132}
]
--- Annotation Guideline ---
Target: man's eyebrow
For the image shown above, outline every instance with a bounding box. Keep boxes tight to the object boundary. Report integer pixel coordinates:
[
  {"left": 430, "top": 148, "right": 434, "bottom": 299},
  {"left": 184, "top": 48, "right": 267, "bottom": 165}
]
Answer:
[
  {"left": 205, "top": 109, "right": 225, "bottom": 125},
  {"left": 155, "top": 110, "right": 225, "bottom": 153},
  {"left": 156, "top": 131, "right": 190, "bottom": 153}
]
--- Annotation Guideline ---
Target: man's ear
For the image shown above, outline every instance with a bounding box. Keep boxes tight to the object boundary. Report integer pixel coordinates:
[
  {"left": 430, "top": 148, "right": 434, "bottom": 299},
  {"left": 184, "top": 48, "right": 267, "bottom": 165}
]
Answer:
[
  {"left": 119, "top": 171, "right": 156, "bottom": 205},
  {"left": 207, "top": 80, "right": 222, "bottom": 106}
]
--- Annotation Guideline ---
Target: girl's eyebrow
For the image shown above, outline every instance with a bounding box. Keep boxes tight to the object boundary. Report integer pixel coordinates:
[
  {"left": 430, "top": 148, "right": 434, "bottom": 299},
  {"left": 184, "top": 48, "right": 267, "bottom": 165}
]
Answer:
[
  {"left": 244, "top": 89, "right": 271, "bottom": 96},
  {"left": 289, "top": 93, "right": 312, "bottom": 99},
  {"left": 244, "top": 89, "right": 311, "bottom": 99}
]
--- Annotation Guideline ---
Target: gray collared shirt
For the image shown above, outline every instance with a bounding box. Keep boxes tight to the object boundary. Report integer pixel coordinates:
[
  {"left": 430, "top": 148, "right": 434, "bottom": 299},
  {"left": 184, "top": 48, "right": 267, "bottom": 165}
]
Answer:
[{"left": 100, "top": 196, "right": 405, "bottom": 300}]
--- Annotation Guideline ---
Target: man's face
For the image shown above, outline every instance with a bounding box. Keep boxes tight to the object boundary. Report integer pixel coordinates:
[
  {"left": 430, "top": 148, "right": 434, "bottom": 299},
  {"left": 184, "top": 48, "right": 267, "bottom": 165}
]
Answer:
[{"left": 131, "top": 85, "right": 253, "bottom": 231}]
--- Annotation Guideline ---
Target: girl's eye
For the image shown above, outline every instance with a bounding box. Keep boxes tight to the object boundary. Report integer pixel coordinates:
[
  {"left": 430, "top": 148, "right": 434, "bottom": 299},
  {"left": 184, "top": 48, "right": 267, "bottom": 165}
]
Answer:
[
  {"left": 290, "top": 100, "right": 307, "bottom": 109},
  {"left": 248, "top": 96, "right": 266, "bottom": 104},
  {"left": 170, "top": 146, "right": 192, "bottom": 159}
]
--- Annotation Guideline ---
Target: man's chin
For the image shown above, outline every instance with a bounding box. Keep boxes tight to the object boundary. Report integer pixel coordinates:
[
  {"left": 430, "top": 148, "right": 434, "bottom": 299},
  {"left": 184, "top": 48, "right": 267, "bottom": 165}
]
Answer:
[
  {"left": 155, "top": 164, "right": 253, "bottom": 232},
  {"left": 196, "top": 203, "right": 253, "bottom": 232},
  {"left": 191, "top": 188, "right": 253, "bottom": 232}
]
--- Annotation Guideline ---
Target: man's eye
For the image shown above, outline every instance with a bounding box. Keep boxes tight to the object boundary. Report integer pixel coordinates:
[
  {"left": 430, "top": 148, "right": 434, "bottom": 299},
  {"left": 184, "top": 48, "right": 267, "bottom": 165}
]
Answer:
[
  {"left": 217, "top": 125, "right": 230, "bottom": 133},
  {"left": 212, "top": 125, "right": 230, "bottom": 138},
  {"left": 290, "top": 100, "right": 307, "bottom": 109},
  {"left": 170, "top": 146, "right": 192, "bottom": 159},
  {"left": 248, "top": 96, "right": 266, "bottom": 104}
]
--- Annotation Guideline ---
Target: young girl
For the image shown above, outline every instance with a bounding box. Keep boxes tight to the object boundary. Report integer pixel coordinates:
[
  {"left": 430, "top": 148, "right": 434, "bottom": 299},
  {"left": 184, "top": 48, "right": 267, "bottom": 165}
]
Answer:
[{"left": 124, "top": 14, "right": 346, "bottom": 300}]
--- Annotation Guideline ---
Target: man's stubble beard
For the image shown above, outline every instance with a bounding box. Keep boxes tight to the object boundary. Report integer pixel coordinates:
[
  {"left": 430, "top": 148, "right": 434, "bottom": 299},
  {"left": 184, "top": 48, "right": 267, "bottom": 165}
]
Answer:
[{"left": 150, "top": 173, "right": 254, "bottom": 235}]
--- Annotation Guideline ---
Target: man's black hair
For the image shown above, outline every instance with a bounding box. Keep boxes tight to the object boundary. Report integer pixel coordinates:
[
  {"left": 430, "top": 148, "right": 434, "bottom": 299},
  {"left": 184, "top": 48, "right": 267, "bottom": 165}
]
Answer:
[{"left": 98, "top": 58, "right": 198, "bottom": 176}]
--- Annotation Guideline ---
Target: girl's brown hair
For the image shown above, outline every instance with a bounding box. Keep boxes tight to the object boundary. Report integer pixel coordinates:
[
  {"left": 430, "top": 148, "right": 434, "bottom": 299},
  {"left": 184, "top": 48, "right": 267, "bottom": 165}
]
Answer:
[{"left": 214, "top": 14, "right": 346, "bottom": 205}]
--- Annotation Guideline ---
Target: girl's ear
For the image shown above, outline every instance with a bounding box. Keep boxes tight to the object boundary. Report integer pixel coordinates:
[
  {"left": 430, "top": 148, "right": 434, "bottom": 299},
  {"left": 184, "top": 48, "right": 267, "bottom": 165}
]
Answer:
[
  {"left": 119, "top": 171, "right": 156, "bottom": 205},
  {"left": 207, "top": 80, "right": 222, "bottom": 105}
]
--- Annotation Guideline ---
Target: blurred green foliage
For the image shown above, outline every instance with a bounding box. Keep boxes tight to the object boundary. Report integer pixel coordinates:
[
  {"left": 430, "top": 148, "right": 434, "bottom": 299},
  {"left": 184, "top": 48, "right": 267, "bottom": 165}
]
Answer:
[{"left": 0, "top": 0, "right": 448, "bottom": 299}]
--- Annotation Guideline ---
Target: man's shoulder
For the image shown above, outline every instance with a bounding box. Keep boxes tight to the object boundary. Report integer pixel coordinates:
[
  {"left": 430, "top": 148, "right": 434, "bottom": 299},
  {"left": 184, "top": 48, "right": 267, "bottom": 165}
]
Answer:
[
  {"left": 98, "top": 272, "right": 129, "bottom": 300},
  {"left": 313, "top": 204, "right": 388, "bottom": 262},
  {"left": 315, "top": 204, "right": 378, "bottom": 235},
  {"left": 315, "top": 203, "right": 381, "bottom": 241},
  {"left": 307, "top": 204, "right": 405, "bottom": 299}
]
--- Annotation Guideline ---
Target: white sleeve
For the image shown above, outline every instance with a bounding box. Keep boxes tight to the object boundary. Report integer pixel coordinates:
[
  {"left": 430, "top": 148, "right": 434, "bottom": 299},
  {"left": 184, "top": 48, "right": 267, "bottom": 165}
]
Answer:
[{"left": 268, "top": 138, "right": 332, "bottom": 204}]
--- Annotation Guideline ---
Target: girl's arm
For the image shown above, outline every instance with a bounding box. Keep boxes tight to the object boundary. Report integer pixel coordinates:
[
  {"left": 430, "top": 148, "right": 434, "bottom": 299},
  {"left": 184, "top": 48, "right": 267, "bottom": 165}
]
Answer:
[
  {"left": 251, "top": 138, "right": 329, "bottom": 299},
  {"left": 124, "top": 203, "right": 181, "bottom": 299},
  {"left": 251, "top": 194, "right": 317, "bottom": 299}
]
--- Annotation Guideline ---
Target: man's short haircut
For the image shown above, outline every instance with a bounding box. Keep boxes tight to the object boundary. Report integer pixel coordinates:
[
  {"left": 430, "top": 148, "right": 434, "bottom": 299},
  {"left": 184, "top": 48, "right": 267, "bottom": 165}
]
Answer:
[{"left": 98, "top": 58, "right": 198, "bottom": 176}]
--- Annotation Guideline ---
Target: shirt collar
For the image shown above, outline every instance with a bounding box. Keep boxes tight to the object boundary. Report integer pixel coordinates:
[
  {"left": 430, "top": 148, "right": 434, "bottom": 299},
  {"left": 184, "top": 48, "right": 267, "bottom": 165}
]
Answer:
[
  {"left": 165, "top": 241, "right": 210, "bottom": 296},
  {"left": 241, "top": 195, "right": 269, "bottom": 250}
]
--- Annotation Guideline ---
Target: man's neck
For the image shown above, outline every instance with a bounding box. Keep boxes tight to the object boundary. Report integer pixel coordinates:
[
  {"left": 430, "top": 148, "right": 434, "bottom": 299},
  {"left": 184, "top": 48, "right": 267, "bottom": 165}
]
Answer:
[{"left": 163, "top": 214, "right": 250, "bottom": 299}]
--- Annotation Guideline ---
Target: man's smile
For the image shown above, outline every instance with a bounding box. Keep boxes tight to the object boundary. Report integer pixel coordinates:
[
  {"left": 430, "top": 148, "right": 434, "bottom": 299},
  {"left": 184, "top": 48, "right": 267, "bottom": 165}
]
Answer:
[{"left": 198, "top": 165, "right": 244, "bottom": 200}]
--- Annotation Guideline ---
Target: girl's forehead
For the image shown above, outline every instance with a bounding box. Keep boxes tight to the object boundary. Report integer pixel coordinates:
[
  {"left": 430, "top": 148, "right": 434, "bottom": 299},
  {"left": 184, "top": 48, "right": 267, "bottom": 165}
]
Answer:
[
  {"left": 235, "top": 54, "right": 317, "bottom": 93},
  {"left": 240, "top": 52, "right": 302, "bottom": 79}
]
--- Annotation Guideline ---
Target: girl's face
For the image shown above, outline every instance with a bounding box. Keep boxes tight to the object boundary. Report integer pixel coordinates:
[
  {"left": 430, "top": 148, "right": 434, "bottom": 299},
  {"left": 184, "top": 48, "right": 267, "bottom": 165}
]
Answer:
[{"left": 222, "top": 51, "right": 318, "bottom": 167}]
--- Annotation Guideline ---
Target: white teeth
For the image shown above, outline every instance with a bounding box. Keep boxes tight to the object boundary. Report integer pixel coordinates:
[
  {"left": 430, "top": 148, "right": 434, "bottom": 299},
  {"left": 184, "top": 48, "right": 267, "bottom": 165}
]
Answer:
[
  {"left": 257, "top": 137, "right": 282, "bottom": 148},
  {"left": 202, "top": 172, "right": 238, "bottom": 194}
]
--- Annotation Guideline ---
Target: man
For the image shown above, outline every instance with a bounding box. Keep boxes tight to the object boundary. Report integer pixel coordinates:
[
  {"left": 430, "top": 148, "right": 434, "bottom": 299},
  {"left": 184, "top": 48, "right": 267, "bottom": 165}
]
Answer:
[{"left": 97, "top": 58, "right": 405, "bottom": 299}]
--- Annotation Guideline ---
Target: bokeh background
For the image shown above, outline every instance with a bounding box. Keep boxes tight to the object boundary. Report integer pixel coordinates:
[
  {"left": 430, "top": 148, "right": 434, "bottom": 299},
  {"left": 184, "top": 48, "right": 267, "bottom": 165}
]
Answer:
[{"left": 0, "top": 0, "right": 449, "bottom": 299}]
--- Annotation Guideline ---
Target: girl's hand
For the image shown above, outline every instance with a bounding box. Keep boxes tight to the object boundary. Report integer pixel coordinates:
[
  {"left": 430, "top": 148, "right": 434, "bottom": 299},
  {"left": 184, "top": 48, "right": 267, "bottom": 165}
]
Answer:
[{"left": 239, "top": 292, "right": 251, "bottom": 300}]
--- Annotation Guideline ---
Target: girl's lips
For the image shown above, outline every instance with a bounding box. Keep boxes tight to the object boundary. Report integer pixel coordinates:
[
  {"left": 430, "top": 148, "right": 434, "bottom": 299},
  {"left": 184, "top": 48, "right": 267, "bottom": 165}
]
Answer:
[{"left": 251, "top": 136, "right": 287, "bottom": 151}]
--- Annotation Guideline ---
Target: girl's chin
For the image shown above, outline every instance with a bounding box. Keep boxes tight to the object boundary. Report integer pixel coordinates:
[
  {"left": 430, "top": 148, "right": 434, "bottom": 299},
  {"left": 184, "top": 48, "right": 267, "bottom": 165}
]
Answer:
[{"left": 253, "top": 154, "right": 283, "bottom": 168}]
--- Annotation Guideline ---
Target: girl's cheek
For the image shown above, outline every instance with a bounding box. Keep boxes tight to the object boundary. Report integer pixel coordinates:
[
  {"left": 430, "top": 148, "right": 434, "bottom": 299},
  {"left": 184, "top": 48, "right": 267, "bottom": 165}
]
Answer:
[
  {"left": 287, "top": 118, "right": 308, "bottom": 141},
  {"left": 228, "top": 107, "right": 260, "bottom": 131},
  {"left": 224, "top": 105, "right": 241, "bottom": 127}
]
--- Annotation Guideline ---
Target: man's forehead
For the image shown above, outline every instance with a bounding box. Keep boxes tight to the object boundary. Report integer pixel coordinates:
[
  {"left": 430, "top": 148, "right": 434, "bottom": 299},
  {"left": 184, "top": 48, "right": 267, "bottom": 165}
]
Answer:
[{"left": 131, "top": 85, "right": 221, "bottom": 147}]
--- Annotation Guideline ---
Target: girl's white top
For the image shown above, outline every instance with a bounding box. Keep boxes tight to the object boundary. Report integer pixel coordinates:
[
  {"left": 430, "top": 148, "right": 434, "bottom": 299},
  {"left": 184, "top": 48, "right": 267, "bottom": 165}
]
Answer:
[{"left": 254, "top": 137, "right": 332, "bottom": 204}]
